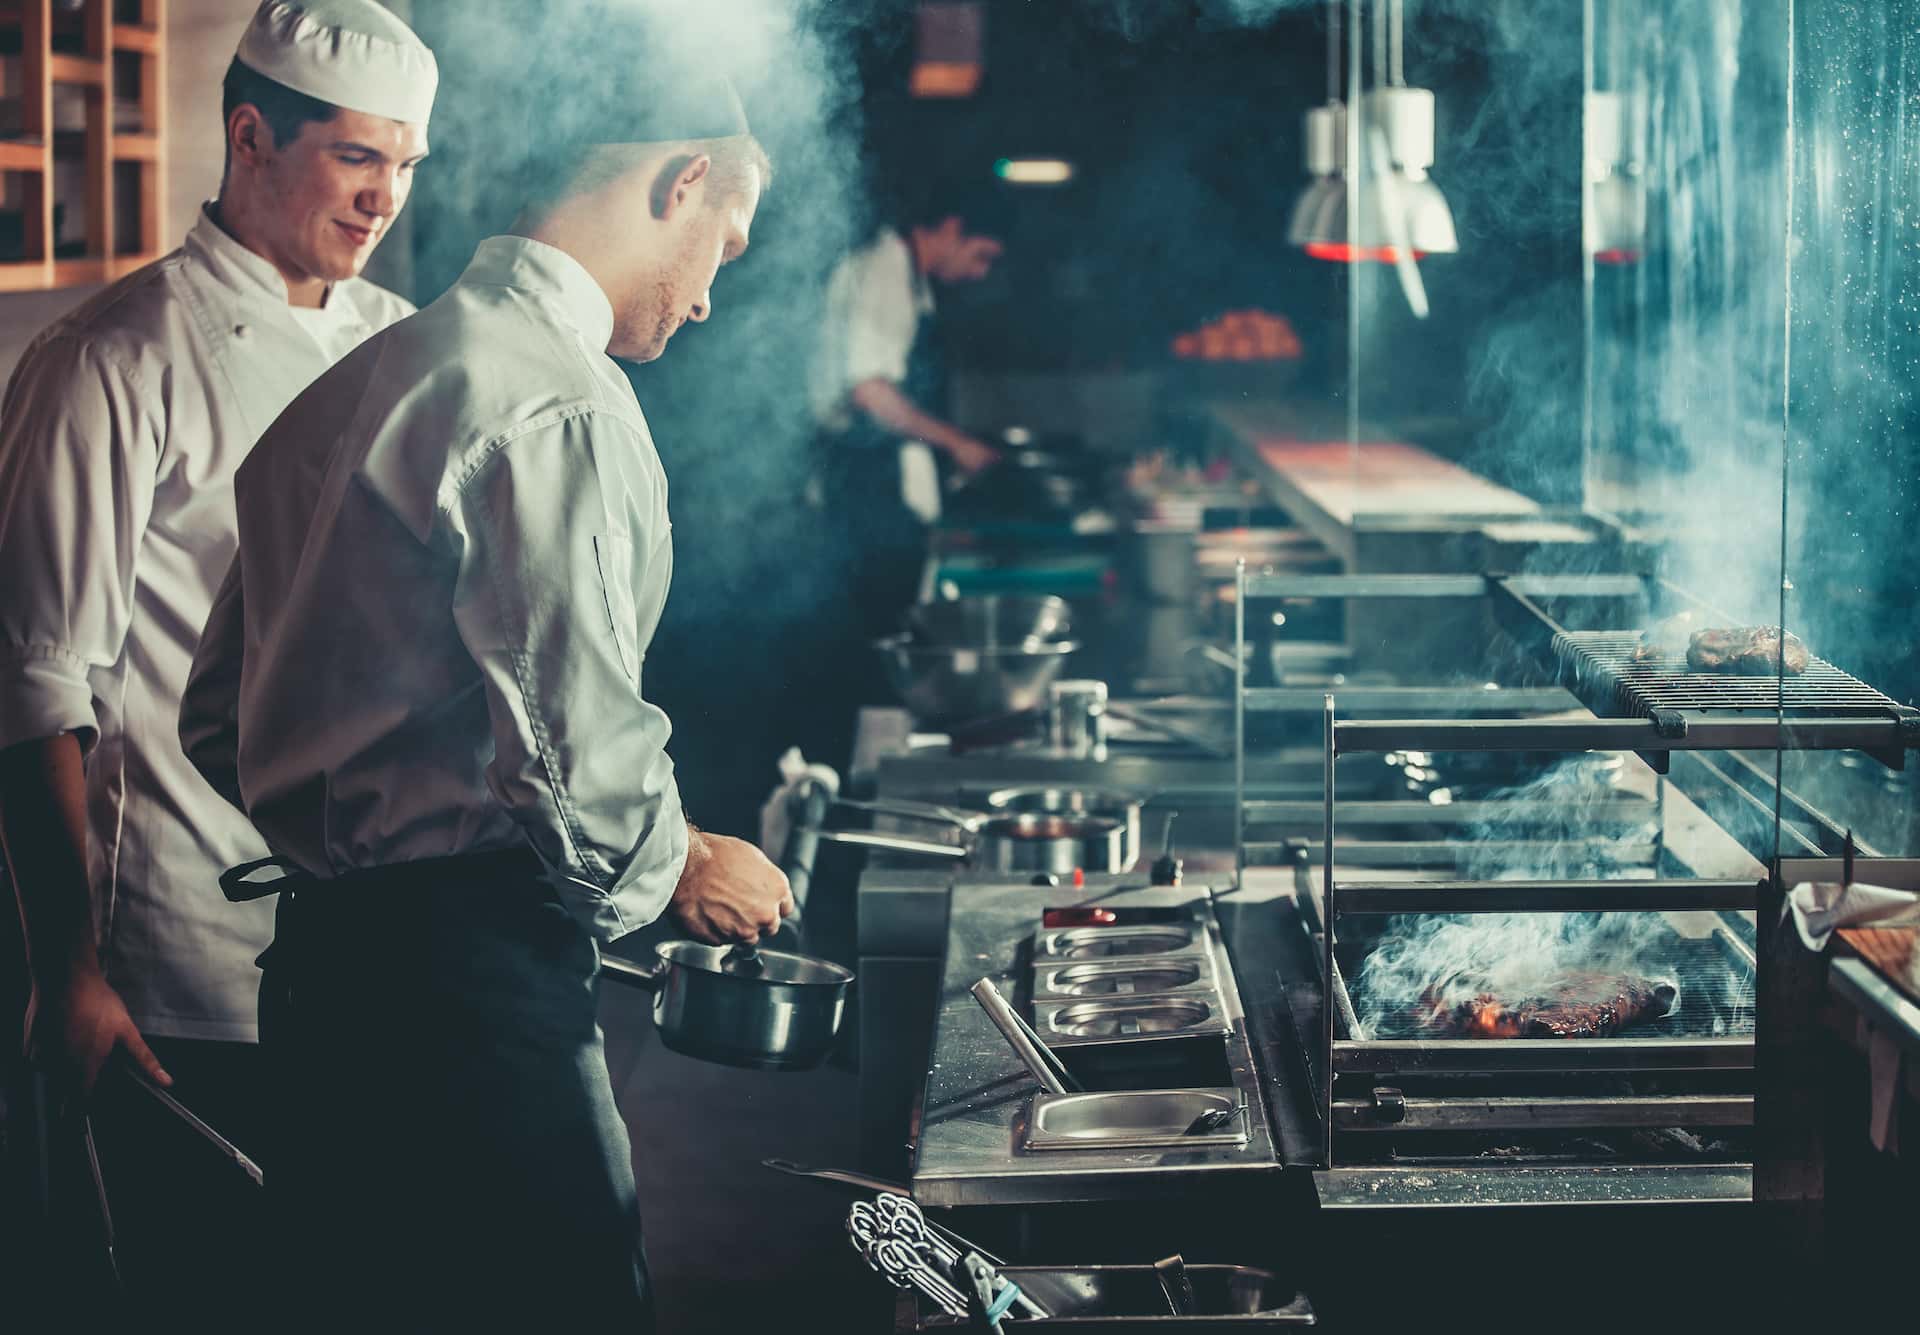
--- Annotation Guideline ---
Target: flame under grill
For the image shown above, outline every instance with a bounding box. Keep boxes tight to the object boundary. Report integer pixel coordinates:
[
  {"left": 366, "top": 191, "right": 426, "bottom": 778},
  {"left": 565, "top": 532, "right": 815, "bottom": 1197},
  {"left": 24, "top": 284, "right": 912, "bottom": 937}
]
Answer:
[{"left": 1551, "top": 630, "right": 1901, "bottom": 717}]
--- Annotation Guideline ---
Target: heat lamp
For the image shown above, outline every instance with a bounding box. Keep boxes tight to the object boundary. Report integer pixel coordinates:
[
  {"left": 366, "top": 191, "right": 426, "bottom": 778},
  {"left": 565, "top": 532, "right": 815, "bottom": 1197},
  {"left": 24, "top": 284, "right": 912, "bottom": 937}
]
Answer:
[{"left": 1288, "top": 0, "right": 1457, "bottom": 265}]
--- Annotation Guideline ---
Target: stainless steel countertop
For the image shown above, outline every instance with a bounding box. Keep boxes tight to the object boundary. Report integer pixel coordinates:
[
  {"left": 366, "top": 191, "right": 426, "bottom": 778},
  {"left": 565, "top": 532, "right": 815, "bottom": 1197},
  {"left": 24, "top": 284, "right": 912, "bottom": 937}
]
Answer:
[{"left": 909, "top": 878, "right": 1284, "bottom": 1208}]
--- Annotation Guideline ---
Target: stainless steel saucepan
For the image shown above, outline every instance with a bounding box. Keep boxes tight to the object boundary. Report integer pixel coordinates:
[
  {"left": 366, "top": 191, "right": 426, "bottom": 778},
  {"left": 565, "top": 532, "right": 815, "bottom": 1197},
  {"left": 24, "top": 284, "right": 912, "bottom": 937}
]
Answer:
[
  {"left": 811, "top": 793, "right": 1132, "bottom": 876},
  {"left": 599, "top": 941, "right": 853, "bottom": 1072}
]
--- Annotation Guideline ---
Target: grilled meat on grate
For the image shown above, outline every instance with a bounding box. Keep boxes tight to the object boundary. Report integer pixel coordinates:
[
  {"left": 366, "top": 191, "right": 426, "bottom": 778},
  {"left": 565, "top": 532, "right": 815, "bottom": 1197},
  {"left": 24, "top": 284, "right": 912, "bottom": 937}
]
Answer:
[
  {"left": 1685, "top": 626, "right": 1810, "bottom": 676},
  {"left": 1632, "top": 612, "right": 1696, "bottom": 663},
  {"left": 1428, "top": 974, "right": 1678, "bottom": 1039}
]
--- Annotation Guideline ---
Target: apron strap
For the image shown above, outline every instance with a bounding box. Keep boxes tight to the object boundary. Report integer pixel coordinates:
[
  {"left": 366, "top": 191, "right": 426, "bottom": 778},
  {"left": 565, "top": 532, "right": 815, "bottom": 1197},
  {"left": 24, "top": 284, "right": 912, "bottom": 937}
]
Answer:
[{"left": 218, "top": 856, "right": 308, "bottom": 903}]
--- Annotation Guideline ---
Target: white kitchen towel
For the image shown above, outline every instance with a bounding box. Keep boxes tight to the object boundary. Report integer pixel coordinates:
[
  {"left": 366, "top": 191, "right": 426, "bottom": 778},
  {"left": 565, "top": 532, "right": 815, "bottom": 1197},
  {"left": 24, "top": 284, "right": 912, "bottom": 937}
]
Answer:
[
  {"left": 1786, "top": 881, "right": 1920, "bottom": 953},
  {"left": 758, "top": 747, "right": 842, "bottom": 860},
  {"left": 1866, "top": 1025, "right": 1903, "bottom": 1155}
]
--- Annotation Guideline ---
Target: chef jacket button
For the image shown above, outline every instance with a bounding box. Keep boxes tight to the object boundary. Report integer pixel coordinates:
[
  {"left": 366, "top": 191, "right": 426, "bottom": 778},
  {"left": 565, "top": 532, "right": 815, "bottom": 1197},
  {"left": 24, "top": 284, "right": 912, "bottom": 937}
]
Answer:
[{"left": 233, "top": 324, "right": 249, "bottom": 338}]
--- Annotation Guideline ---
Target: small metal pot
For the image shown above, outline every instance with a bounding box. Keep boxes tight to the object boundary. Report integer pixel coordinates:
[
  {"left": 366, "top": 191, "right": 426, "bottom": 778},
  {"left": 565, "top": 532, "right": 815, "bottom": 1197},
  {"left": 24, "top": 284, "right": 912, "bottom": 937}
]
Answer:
[
  {"left": 981, "top": 786, "right": 1144, "bottom": 873},
  {"left": 599, "top": 941, "right": 853, "bottom": 1072}
]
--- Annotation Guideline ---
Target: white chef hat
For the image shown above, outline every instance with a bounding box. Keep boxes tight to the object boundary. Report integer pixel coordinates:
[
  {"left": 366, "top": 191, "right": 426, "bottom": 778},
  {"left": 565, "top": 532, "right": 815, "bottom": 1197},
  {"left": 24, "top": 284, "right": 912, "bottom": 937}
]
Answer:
[{"left": 235, "top": 0, "right": 437, "bottom": 127}]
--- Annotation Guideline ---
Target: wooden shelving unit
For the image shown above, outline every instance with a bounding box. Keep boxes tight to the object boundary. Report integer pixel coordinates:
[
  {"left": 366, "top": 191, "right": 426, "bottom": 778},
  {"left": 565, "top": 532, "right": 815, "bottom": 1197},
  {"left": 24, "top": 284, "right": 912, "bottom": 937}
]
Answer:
[{"left": 1, "top": 0, "right": 166, "bottom": 292}]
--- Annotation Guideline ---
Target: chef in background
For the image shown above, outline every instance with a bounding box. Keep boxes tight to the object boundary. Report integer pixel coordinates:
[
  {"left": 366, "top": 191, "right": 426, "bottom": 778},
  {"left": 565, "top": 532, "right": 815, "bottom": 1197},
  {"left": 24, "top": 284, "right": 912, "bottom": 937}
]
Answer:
[
  {"left": 178, "top": 48, "right": 784, "bottom": 1326},
  {"left": 0, "top": 0, "right": 432, "bottom": 1316},
  {"left": 797, "top": 192, "right": 1007, "bottom": 770}
]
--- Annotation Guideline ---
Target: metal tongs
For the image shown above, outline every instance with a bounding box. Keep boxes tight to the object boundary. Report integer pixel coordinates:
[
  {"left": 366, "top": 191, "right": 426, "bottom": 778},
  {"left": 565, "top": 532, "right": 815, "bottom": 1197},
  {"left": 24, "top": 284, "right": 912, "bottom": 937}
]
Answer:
[
  {"left": 120, "top": 1061, "right": 265, "bottom": 1186},
  {"left": 970, "top": 978, "right": 1082, "bottom": 1096}
]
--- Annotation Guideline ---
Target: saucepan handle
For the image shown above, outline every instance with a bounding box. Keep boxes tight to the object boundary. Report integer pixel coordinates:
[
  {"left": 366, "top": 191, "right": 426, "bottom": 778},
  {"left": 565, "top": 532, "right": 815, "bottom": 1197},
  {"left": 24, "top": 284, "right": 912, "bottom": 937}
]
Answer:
[
  {"left": 811, "top": 830, "right": 971, "bottom": 860},
  {"left": 597, "top": 952, "right": 669, "bottom": 991}
]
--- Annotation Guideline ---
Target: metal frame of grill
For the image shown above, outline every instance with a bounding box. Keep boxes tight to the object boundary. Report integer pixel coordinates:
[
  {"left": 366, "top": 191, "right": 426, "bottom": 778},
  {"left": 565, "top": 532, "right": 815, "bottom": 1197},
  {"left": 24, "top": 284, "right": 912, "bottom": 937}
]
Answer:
[
  {"left": 1229, "top": 572, "right": 1920, "bottom": 772},
  {"left": 1232, "top": 568, "right": 1778, "bottom": 1183}
]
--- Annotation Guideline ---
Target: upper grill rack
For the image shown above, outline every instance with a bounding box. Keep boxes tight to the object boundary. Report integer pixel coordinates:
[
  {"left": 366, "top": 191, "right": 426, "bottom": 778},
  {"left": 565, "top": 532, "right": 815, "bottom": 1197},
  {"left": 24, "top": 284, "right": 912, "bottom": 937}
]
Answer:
[{"left": 1552, "top": 630, "right": 1906, "bottom": 719}]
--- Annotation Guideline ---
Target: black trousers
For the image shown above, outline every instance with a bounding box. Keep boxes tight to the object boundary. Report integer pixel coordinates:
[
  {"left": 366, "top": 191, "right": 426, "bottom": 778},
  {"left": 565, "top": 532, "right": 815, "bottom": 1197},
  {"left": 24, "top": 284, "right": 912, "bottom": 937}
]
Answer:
[{"left": 262, "top": 852, "right": 650, "bottom": 1330}]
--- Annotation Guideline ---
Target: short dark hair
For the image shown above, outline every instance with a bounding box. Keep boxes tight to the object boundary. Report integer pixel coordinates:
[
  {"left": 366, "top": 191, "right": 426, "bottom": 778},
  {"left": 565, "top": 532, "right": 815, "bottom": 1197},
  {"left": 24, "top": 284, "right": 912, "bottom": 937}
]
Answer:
[
  {"left": 520, "top": 134, "right": 772, "bottom": 223},
  {"left": 221, "top": 57, "right": 339, "bottom": 153}
]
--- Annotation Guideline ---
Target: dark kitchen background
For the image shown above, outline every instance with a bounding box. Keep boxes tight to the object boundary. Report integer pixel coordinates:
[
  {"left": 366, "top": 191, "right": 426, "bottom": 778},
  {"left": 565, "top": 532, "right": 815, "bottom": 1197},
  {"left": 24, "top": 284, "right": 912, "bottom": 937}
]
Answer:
[{"left": 396, "top": 0, "right": 1605, "bottom": 838}]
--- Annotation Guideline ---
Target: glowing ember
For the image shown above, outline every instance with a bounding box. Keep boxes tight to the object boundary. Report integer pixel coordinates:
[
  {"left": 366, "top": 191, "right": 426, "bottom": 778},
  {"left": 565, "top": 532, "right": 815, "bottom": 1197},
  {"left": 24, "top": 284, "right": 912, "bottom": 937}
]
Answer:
[{"left": 1420, "top": 974, "right": 1678, "bottom": 1039}]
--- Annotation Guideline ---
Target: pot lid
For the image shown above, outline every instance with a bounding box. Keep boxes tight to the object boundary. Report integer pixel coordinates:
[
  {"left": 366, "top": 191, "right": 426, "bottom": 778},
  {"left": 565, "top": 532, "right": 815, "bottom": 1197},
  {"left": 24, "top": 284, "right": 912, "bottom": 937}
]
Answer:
[{"left": 656, "top": 939, "right": 854, "bottom": 986}]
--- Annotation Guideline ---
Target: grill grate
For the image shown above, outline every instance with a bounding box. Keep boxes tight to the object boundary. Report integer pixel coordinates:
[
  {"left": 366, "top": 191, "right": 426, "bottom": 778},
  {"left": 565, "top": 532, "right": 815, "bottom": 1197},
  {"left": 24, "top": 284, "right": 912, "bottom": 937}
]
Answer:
[
  {"left": 1356, "top": 938, "right": 1754, "bottom": 1041},
  {"left": 1552, "top": 630, "right": 1904, "bottom": 718}
]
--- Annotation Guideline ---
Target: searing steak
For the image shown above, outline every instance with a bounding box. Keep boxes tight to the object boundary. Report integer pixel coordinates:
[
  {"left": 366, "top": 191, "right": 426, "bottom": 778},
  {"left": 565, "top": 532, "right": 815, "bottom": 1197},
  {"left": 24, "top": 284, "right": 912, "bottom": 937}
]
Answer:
[
  {"left": 1632, "top": 612, "right": 1695, "bottom": 663},
  {"left": 1430, "top": 974, "right": 1678, "bottom": 1039},
  {"left": 1685, "top": 626, "right": 1811, "bottom": 676}
]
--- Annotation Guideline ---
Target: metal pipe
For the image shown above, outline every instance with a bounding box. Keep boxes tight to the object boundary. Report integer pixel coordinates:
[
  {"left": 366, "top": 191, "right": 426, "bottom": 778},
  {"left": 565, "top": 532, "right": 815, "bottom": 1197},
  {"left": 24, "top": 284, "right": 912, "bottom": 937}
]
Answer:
[
  {"left": 1333, "top": 1036, "right": 1754, "bottom": 1074},
  {"left": 1241, "top": 798, "right": 1657, "bottom": 828},
  {"left": 1322, "top": 693, "right": 1337, "bottom": 1170},
  {"left": 1241, "top": 572, "right": 1488, "bottom": 598},
  {"left": 1333, "top": 715, "right": 1916, "bottom": 756},
  {"left": 1333, "top": 1093, "right": 1753, "bottom": 1132},
  {"left": 1243, "top": 840, "right": 1665, "bottom": 871},
  {"left": 1234, "top": 559, "right": 1246, "bottom": 887},
  {"left": 1243, "top": 686, "right": 1577, "bottom": 714},
  {"left": 1333, "top": 877, "right": 1760, "bottom": 915}
]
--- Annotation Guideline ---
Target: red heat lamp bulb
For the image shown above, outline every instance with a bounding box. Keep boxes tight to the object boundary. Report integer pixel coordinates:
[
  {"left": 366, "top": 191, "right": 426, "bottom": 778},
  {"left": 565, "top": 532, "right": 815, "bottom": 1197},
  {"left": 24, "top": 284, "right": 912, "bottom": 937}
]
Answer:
[
  {"left": 1592, "top": 248, "right": 1643, "bottom": 265},
  {"left": 1305, "top": 242, "right": 1431, "bottom": 264}
]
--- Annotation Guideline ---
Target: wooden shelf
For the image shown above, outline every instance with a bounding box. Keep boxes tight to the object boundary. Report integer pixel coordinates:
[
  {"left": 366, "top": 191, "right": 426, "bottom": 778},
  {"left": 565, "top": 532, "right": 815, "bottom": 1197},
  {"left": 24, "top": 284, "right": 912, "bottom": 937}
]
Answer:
[
  {"left": 0, "top": 0, "right": 164, "bottom": 291},
  {"left": 47, "top": 53, "right": 106, "bottom": 85},
  {"left": 112, "top": 23, "right": 158, "bottom": 53},
  {"left": 113, "top": 131, "right": 157, "bottom": 161},
  {"left": 0, "top": 259, "right": 54, "bottom": 292},
  {"left": 0, "top": 139, "right": 47, "bottom": 172},
  {"left": 51, "top": 256, "right": 108, "bottom": 286}
]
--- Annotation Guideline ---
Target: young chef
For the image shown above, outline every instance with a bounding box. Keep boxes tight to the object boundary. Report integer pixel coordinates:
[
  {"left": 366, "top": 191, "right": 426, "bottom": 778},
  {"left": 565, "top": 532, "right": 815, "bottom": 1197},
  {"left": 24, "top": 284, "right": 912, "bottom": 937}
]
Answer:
[
  {"left": 0, "top": 0, "right": 433, "bottom": 1311},
  {"left": 177, "top": 57, "right": 786, "bottom": 1326},
  {"left": 792, "top": 198, "right": 1008, "bottom": 772}
]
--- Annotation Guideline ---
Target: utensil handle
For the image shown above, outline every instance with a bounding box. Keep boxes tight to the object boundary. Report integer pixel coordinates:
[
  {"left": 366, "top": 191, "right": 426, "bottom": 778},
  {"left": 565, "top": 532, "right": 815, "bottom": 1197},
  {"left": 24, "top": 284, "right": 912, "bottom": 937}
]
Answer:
[
  {"left": 829, "top": 796, "right": 986, "bottom": 831},
  {"left": 597, "top": 953, "right": 669, "bottom": 991},
  {"left": 122, "top": 1066, "right": 264, "bottom": 1187},
  {"left": 813, "top": 830, "right": 970, "bottom": 860},
  {"left": 969, "top": 979, "right": 1069, "bottom": 1096}
]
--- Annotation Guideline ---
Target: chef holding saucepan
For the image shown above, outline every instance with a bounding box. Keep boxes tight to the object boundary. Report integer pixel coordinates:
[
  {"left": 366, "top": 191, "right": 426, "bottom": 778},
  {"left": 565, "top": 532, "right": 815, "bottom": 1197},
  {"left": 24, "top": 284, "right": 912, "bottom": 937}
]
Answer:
[{"left": 177, "top": 32, "right": 788, "bottom": 1328}]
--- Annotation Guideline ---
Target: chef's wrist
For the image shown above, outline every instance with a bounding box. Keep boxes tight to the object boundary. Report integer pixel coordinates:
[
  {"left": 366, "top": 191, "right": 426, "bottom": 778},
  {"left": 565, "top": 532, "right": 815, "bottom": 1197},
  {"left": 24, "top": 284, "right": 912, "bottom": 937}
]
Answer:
[{"left": 681, "top": 819, "right": 713, "bottom": 880}]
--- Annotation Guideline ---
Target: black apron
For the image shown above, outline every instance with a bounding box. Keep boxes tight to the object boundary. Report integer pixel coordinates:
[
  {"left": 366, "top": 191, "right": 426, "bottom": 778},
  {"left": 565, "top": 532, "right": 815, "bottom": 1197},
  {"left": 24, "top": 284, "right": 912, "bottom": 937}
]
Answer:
[
  {"left": 790, "top": 281, "right": 950, "bottom": 773},
  {"left": 815, "top": 283, "right": 949, "bottom": 641},
  {"left": 256, "top": 849, "right": 652, "bottom": 1329}
]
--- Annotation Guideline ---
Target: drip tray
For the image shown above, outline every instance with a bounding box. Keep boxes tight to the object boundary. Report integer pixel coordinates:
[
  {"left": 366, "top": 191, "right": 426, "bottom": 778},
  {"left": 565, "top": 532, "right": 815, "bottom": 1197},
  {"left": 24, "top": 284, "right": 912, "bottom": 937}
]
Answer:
[{"left": 1024, "top": 1088, "right": 1249, "bottom": 1152}]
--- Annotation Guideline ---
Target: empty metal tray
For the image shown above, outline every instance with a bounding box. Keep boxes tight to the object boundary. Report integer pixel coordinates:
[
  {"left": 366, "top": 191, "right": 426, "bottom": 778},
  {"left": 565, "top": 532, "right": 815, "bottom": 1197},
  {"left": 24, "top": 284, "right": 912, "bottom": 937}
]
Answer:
[
  {"left": 1036, "top": 995, "right": 1230, "bottom": 1046},
  {"left": 1023, "top": 1089, "right": 1249, "bottom": 1152},
  {"left": 1037, "top": 925, "right": 1199, "bottom": 960},
  {"left": 1033, "top": 957, "right": 1212, "bottom": 1001}
]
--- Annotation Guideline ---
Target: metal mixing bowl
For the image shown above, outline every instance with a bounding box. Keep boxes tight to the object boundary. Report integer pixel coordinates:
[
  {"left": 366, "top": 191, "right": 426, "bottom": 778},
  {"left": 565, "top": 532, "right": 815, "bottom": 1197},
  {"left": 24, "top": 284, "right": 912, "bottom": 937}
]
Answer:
[{"left": 878, "top": 595, "right": 1079, "bottom": 726}]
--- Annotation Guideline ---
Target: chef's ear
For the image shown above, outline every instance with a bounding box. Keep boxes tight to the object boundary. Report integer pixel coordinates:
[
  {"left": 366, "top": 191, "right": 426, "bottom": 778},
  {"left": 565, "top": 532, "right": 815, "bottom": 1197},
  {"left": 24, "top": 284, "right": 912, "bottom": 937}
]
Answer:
[
  {"left": 227, "top": 104, "right": 275, "bottom": 168},
  {"left": 652, "top": 153, "right": 713, "bottom": 220}
]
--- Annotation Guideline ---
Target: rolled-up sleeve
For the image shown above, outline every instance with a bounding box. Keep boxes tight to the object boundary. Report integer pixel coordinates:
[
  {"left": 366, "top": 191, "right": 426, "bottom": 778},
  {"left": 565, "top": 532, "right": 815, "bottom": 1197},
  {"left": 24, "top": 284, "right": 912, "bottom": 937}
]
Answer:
[
  {"left": 179, "top": 554, "right": 246, "bottom": 813},
  {"left": 0, "top": 336, "right": 157, "bottom": 753},
  {"left": 448, "top": 409, "right": 687, "bottom": 939}
]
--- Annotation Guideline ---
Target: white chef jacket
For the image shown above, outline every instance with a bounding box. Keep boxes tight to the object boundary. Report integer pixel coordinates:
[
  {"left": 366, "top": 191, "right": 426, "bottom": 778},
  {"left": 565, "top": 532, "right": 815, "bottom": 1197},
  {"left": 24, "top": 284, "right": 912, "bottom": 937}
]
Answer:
[
  {"left": 180, "top": 236, "right": 689, "bottom": 942},
  {"left": 0, "top": 207, "right": 413, "bottom": 1042},
  {"left": 809, "top": 226, "right": 942, "bottom": 522}
]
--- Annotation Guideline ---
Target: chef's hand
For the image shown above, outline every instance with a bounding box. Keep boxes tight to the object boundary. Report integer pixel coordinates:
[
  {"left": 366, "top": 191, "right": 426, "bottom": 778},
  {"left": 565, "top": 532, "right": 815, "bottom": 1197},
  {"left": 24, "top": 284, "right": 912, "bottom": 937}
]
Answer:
[
  {"left": 944, "top": 435, "right": 1001, "bottom": 476},
  {"left": 669, "top": 828, "right": 795, "bottom": 944},
  {"left": 23, "top": 968, "right": 171, "bottom": 1096}
]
